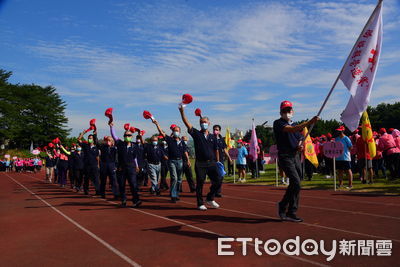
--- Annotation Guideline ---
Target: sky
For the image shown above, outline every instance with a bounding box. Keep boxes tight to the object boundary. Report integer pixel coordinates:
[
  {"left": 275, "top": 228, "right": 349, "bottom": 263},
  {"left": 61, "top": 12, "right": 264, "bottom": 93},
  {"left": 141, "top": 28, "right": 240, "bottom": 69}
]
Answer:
[{"left": 1, "top": 0, "right": 399, "bottom": 138}]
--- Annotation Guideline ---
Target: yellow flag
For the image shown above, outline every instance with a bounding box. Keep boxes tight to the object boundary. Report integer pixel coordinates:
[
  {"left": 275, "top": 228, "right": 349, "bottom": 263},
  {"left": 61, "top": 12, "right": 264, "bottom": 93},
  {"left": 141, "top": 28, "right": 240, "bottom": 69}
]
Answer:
[
  {"left": 225, "top": 128, "right": 232, "bottom": 149},
  {"left": 302, "top": 127, "right": 318, "bottom": 168},
  {"left": 361, "top": 111, "right": 376, "bottom": 158}
]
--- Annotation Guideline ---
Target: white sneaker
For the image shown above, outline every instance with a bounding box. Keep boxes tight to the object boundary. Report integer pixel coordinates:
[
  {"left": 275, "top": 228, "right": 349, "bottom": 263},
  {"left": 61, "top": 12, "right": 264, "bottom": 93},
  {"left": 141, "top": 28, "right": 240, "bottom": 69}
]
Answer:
[
  {"left": 325, "top": 175, "right": 331, "bottom": 179},
  {"left": 206, "top": 200, "right": 220, "bottom": 209},
  {"left": 241, "top": 179, "right": 246, "bottom": 183},
  {"left": 198, "top": 205, "right": 207, "bottom": 211}
]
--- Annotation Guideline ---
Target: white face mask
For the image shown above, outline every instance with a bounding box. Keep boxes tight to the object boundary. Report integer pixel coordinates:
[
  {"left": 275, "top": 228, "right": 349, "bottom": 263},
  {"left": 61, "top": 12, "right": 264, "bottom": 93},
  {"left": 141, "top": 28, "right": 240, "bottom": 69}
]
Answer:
[{"left": 282, "top": 112, "right": 293, "bottom": 120}]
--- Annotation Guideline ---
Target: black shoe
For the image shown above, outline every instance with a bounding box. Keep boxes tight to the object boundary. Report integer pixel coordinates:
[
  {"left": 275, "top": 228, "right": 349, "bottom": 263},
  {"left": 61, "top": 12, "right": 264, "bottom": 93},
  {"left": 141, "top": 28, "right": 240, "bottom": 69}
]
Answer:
[
  {"left": 121, "top": 199, "right": 127, "bottom": 207},
  {"left": 215, "top": 193, "right": 222, "bottom": 198},
  {"left": 190, "top": 189, "right": 196, "bottom": 193},
  {"left": 156, "top": 190, "right": 161, "bottom": 196},
  {"left": 176, "top": 197, "right": 180, "bottom": 201},
  {"left": 132, "top": 200, "right": 142, "bottom": 208},
  {"left": 277, "top": 202, "right": 286, "bottom": 220},
  {"left": 285, "top": 214, "right": 303, "bottom": 222},
  {"left": 101, "top": 195, "right": 106, "bottom": 199},
  {"left": 95, "top": 191, "right": 101, "bottom": 196},
  {"left": 171, "top": 197, "right": 177, "bottom": 203},
  {"left": 113, "top": 196, "right": 119, "bottom": 201},
  {"left": 84, "top": 191, "right": 89, "bottom": 195}
]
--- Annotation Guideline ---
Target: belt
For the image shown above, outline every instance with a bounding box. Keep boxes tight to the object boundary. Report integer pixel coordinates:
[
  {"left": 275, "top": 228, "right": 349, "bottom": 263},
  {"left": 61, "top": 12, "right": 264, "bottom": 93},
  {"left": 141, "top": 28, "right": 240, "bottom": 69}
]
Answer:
[{"left": 148, "top": 161, "right": 160, "bottom": 165}]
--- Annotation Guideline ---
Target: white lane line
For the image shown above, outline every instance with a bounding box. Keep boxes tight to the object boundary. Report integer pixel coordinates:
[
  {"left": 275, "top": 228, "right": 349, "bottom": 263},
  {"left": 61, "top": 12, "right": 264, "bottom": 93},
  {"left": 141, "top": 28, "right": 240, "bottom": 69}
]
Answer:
[
  {"left": 222, "top": 195, "right": 400, "bottom": 220},
  {"left": 223, "top": 186, "right": 400, "bottom": 206},
  {"left": 18, "top": 173, "right": 329, "bottom": 267},
  {"left": 5, "top": 173, "right": 141, "bottom": 267},
  {"left": 171, "top": 197, "right": 400, "bottom": 244}
]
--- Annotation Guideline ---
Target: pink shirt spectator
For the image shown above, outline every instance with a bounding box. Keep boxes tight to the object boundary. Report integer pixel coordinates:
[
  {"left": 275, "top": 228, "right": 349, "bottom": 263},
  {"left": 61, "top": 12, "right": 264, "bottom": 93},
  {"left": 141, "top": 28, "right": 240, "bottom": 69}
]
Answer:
[{"left": 378, "top": 133, "right": 400, "bottom": 155}]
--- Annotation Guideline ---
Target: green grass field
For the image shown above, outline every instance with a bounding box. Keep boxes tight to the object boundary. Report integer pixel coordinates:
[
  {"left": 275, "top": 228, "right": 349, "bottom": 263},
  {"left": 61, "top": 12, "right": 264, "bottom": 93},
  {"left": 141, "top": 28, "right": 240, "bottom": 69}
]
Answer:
[{"left": 220, "top": 163, "right": 400, "bottom": 195}]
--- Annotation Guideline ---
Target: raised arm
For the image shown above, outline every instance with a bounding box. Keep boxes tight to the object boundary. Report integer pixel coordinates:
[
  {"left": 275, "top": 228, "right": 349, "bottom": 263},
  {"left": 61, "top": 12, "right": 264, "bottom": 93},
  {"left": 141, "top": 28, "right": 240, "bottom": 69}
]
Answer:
[
  {"left": 108, "top": 121, "right": 120, "bottom": 141},
  {"left": 152, "top": 120, "right": 166, "bottom": 138},
  {"left": 178, "top": 105, "right": 192, "bottom": 131}
]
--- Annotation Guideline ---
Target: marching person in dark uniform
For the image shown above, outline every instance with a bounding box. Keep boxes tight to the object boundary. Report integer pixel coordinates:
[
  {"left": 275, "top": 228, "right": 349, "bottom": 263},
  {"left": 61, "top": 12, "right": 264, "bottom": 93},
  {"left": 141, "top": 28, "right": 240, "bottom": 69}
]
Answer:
[
  {"left": 78, "top": 130, "right": 100, "bottom": 195},
  {"left": 181, "top": 135, "right": 196, "bottom": 193},
  {"left": 109, "top": 121, "right": 142, "bottom": 208},
  {"left": 179, "top": 105, "right": 220, "bottom": 211},
  {"left": 151, "top": 120, "right": 188, "bottom": 203},
  {"left": 213, "top": 124, "right": 232, "bottom": 197},
  {"left": 160, "top": 140, "right": 169, "bottom": 190},
  {"left": 99, "top": 136, "right": 119, "bottom": 199},
  {"left": 274, "top": 100, "right": 319, "bottom": 222},
  {"left": 144, "top": 135, "right": 166, "bottom": 196},
  {"left": 135, "top": 134, "right": 148, "bottom": 189}
]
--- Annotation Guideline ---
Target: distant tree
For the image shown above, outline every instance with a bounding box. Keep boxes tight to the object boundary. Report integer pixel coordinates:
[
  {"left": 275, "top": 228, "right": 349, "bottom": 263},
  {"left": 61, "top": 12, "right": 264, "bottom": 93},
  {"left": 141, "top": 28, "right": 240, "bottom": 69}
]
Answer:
[
  {"left": 367, "top": 102, "right": 400, "bottom": 130},
  {"left": 0, "top": 69, "right": 70, "bottom": 149}
]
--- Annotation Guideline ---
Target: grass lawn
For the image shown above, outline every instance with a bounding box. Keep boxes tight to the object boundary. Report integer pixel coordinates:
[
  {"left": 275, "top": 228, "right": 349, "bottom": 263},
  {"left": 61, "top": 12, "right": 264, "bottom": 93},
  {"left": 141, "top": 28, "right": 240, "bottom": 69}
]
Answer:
[{"left": 220, "top": 163, "right": 400, "bottom": 195}]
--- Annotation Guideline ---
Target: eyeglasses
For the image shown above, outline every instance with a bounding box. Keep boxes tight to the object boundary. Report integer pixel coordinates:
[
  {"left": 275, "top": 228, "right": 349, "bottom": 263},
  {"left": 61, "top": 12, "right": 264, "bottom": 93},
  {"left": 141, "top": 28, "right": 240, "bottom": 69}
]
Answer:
[{"left": 124, "top": 134, "right": 132, "bottom": 137}]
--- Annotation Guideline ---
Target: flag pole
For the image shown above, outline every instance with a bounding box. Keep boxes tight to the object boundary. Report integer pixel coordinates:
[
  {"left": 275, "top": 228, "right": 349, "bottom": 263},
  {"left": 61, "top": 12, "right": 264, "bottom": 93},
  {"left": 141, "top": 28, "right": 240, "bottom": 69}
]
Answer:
[{"left": 304, "top": 0, "right": 384, "bottom": 140}]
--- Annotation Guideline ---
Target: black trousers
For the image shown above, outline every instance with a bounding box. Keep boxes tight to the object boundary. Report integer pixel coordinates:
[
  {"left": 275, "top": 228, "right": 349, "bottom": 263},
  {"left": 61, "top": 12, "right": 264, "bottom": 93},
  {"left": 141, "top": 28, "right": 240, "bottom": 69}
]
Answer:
[
  {"left": 278, "top": 153, "right": 302, "bottom": 215},
  {"left": 384, "top": 153, "right": 400, "bottom": 179},
  {"left": 117, "top": 167, "right": 140, "bottom": 203},
  {"left": 72, "top": 168, "right": 84, "bottom": 189},
  {"left": 182, "top": 161, "right": 196, "bottom": 192},
  {"left": 100, "top": 162, "right": 119, "bottom": 197},
  {"left": 160, "top": 162, "right": 169, "bottom": 189},
  {"left": 137, "top": 167, "right": 148, "bottom": 187},
  {"left": 84, "top": 165, "right": 100, "bottom": 194},
  {"left": 194, "top": 160, "right": 220, "bottom": 206},
  {"left": 305, "top": 159, "right": 314, "bottom": 180},
  {"left": 227, "top": 159, "right": 234, "bottom": 175}
]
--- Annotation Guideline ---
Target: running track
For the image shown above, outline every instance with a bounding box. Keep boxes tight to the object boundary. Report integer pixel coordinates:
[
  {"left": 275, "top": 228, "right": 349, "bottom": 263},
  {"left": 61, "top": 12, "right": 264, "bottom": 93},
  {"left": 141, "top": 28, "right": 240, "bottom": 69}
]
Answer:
[{"left": 1, "top": 171, "right": 399, "bottom": 266}]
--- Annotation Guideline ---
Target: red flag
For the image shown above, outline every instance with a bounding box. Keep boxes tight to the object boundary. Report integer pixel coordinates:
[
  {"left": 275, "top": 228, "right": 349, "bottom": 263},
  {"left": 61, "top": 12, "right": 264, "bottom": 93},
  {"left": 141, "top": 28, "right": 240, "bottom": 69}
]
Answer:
[
  {"left": 124, "top": 123, "right": 130, "bottom": 131},
  {"left": 140, "top": 130, "right": 146, "bottom": 136},
  {"left": 129, "top": 126, "right": 137, "bottom": 133}
]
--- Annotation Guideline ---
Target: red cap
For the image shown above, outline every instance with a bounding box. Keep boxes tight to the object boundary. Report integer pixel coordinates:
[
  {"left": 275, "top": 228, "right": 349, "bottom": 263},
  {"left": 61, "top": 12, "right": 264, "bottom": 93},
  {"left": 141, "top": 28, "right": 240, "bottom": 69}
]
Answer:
[
  {"left": 105, "top": 108, "right": 113, "bottom": 118},
  {"left": 124, "top": 123, "right": 130, "bottom": 131},
  {"left": 237, "top": 139, "right": 243, "bottom": 143},
  {"left": 280, "top": 100, "right": 293, "bottom": 110},
  {"left": 257, "top": 138, "right": 262, "bottom": 144},
  {"left": 335, "top": 126, "right": 345, "bottom": 132},
  {"left": 143, "top": 110, "right": 153, "bottom": 120},
  {"left": 388, "top": 128, "right": 394, "bottom": 133},
  {"left": 379, "top": 128, "right": 386, "bottom": 134},
  {"left": 48, "top": 143, "right": 54, "bottom": 148},
  {"left": 170, "top": 124, "right": 177, "bottom": 130},
  {"left": 158, "top": 135, "right": 164, "bottom": 139},
  {"left": 140, "top": 130, "right": 146, "bottom": 136},
  {"left": 326, "top": 133, "right": 332, "bottom": 139},
  {"left": 182, "top": 94, "right": 193, "bottom": 104},
  {"left": 195, "top": 108, "right": 202, "bottom": 117}
]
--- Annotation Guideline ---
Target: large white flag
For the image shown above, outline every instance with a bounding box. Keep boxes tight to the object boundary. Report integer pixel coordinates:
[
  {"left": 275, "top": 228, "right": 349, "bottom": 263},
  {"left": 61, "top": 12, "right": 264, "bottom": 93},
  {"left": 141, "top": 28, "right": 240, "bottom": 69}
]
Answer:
[{"left": 340, "top": 2, "right": 383, "bottom": 132}]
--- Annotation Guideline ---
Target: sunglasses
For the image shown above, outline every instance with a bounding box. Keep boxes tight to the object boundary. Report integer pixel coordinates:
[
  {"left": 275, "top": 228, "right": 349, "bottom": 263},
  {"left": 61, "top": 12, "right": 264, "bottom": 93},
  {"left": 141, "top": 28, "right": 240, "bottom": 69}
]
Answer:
[{"left": 124, "top": 134, "right": 133, "bottom": 137}]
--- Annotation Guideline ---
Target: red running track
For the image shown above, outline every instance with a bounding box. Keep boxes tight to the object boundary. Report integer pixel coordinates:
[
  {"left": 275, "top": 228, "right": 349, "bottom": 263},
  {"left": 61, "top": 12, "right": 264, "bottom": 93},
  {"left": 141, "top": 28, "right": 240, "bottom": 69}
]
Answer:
[{"left": 1, "top": 171, "right": 399, "bottom": 266}]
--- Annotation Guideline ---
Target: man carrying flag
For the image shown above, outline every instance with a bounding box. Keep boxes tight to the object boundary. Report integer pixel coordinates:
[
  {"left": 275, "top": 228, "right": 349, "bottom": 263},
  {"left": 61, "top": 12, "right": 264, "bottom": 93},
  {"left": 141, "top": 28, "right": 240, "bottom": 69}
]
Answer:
[{"left": 274, "top": 100, "right": 319, "bottom": 222}]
